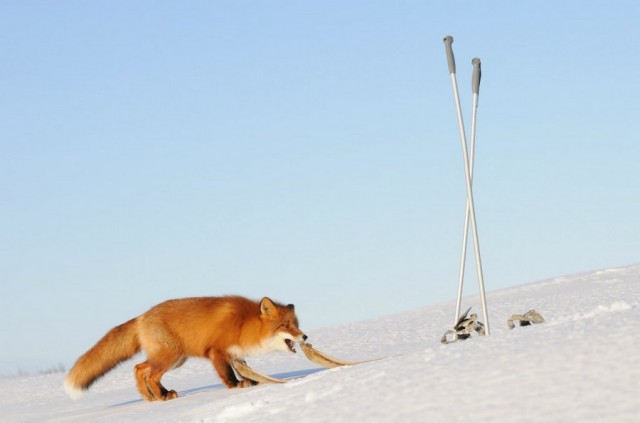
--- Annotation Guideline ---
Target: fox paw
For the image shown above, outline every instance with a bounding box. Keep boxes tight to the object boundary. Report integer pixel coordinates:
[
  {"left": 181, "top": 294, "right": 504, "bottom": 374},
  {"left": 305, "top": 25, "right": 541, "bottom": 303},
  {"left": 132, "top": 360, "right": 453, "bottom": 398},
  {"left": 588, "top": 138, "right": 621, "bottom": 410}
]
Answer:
[
  {"left": 236, "top": 379, "right": 258, "bottom": 388},
  {"left": 161, "top": 390, "right": 179, "bottom": 400}
]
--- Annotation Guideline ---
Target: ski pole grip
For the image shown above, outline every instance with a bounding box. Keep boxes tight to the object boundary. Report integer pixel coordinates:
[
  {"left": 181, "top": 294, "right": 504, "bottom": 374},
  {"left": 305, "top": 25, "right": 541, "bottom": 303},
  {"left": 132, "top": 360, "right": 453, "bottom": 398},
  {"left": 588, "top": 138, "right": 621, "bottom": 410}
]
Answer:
[
  {"left": 472, "top": 58, "right": 481, "bottom": 94},
  {"left": 443, "top": 36, "right": 456, "bottom": 74}
]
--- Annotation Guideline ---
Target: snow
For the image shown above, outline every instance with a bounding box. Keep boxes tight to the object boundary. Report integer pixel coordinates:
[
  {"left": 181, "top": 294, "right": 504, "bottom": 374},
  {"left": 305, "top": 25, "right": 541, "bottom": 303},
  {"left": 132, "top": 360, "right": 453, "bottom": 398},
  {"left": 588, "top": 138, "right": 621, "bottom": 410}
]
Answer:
[{"left": 1, "top": 264, "right": 639, "bottom": 423}]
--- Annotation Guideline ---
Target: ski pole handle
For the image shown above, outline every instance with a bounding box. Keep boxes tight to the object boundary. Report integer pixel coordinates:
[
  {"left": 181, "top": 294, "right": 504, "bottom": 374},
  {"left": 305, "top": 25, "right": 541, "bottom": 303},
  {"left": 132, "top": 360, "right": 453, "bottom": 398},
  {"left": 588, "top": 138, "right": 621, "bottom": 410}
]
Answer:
[
  {"left": 472, "top": 58, "right": 481, "bottom": 94},
  {"left": 443, "top": 36, "right": 456, "bottom": 74}
]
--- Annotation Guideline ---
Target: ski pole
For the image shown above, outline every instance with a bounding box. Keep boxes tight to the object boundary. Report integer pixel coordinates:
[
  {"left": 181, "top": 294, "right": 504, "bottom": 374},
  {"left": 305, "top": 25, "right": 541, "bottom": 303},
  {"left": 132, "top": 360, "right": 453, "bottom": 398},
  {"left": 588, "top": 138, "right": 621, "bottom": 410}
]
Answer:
[
  {"left": 443, "top": 36, "right": 490, "bottom": 335},
  {"left": 454, "top": 57, "right": 483, "bottom": 325}
]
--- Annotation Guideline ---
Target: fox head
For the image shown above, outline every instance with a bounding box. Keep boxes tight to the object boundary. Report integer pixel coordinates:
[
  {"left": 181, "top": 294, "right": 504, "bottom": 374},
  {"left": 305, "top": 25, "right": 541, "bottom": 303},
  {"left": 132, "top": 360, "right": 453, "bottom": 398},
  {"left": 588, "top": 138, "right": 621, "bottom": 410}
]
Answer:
[{"left": 259, "top": 297, "right": 307, "bottom": 354}]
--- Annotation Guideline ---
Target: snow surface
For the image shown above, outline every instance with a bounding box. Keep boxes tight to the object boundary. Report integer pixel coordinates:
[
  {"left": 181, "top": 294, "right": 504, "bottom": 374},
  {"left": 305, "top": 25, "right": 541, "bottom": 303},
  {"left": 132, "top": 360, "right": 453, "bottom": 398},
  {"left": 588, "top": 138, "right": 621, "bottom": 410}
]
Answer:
[{"left": 1, "top": 264, "right": 639, "bottom": 423}]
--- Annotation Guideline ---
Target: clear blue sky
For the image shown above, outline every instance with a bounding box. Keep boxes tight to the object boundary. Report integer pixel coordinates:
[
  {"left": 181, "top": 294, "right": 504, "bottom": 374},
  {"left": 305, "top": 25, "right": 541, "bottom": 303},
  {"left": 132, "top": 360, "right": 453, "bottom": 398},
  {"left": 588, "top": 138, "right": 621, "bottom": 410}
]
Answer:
[{"left": 1, "top": 1, "right": 639, "bottom": 373}]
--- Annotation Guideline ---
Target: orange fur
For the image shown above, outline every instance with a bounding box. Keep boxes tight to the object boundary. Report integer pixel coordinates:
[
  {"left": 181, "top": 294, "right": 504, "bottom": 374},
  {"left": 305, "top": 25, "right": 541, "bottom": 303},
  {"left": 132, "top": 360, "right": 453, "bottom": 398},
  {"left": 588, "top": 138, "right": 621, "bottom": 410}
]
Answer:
[{"left": 65, "top": 296, "right": 306, "bottom": 401}]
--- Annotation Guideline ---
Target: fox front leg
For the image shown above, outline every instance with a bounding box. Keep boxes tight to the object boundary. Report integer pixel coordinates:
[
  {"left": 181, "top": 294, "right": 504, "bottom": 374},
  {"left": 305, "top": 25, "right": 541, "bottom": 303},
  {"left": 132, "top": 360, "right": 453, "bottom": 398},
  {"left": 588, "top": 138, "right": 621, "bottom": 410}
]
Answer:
[{"left": 209, "top": 351, "right": 255, "bottom": 388}]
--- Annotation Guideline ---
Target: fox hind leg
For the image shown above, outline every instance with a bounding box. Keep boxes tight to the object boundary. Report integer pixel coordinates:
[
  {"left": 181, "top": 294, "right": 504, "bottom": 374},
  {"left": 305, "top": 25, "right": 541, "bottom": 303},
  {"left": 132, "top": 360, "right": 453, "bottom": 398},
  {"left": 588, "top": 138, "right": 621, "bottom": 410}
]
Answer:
[
  {"left": 134, "top": 361, "right": 155, "bottom": 401},
  {"left": 134, "top": 354, "right": 181, "bottom": 401}
]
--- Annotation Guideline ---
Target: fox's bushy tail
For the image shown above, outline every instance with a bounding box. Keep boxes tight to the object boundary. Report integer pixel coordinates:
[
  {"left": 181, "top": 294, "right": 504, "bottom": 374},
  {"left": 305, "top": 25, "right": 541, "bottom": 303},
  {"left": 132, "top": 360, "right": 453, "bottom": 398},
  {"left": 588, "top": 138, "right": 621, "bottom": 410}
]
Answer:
[{"left": 64, "top": 318, "right": 141, "bottom": 398}]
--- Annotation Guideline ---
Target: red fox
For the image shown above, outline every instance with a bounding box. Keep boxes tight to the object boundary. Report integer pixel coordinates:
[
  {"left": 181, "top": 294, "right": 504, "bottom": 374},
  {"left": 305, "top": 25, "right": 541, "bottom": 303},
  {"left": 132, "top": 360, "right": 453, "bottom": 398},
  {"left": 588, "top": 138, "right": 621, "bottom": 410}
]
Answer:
[{"left": 64, "top": 296, "right": 307, "bottom": 401}]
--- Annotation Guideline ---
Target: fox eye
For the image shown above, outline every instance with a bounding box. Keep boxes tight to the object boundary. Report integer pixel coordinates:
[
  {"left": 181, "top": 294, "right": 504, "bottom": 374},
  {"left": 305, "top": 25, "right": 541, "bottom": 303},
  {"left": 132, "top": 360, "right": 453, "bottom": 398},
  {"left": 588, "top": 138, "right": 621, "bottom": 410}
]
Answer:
[{"left": 281, "top": 322, "right": 290, "bottom": 329}]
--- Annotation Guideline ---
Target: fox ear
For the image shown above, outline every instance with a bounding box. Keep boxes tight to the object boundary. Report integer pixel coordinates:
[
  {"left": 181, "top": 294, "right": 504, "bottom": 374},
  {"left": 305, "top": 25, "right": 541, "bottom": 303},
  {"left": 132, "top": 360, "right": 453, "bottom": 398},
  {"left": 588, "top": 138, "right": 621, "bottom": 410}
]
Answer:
[
  {"left": 260, "top": 297, "right": 277, "bottom": 318},
  {"left": 287, "top": 304, "right": 295, "bottom": 311}
]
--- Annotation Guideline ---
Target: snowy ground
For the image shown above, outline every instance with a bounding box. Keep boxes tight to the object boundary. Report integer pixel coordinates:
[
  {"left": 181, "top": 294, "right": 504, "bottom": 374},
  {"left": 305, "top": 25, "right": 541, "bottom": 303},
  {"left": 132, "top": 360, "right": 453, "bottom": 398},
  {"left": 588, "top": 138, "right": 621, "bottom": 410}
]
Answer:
[{"left": 2, "top": 264, "right": 639, "bottom": 423}]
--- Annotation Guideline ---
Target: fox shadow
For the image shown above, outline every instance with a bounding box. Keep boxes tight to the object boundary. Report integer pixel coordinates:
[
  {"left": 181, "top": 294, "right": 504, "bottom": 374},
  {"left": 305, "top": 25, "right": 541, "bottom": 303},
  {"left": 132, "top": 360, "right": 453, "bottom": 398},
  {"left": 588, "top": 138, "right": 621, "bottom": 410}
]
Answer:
[
  {"left": 179, "top": 368, "right": 322, "bottom": 396},
  {"left": 109, "top": 383, "right": 225, "bottom": 408},
  {"left": 110, "top": 368, "right": 322, "bottom": 408}
]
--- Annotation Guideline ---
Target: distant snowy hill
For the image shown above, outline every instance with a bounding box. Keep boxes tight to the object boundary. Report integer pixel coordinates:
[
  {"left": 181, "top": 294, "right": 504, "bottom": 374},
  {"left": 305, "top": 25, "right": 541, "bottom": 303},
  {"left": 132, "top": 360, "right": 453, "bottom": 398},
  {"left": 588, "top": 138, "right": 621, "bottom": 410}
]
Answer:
[{"left": 1, "top": 264, "right": 638, "bottom": 423}]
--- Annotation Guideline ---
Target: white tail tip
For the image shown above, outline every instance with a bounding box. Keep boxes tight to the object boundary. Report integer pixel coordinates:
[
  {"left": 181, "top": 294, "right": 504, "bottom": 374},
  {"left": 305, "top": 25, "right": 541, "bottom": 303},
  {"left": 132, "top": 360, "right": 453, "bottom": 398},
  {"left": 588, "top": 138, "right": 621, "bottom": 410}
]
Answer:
[{"left": 64, "top": 378, "right": 85, "bottom": 400}]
